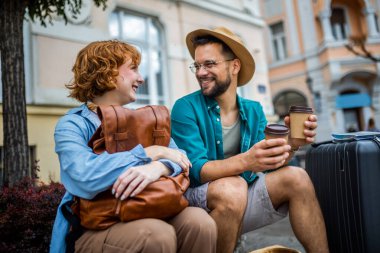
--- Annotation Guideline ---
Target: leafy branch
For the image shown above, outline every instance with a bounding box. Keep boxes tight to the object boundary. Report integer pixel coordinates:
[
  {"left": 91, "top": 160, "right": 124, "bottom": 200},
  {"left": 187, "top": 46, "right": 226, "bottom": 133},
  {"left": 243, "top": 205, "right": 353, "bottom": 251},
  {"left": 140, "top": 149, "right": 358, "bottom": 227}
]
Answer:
[{"left": 345, "top": 35, "right": 380, "bottom": 62}]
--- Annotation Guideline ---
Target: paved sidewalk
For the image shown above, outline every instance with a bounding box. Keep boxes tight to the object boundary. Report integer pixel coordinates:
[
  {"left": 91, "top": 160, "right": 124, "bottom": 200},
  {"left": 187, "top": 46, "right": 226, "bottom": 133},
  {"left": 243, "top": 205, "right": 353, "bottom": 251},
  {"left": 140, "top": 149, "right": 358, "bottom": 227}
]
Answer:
[{"left": 235, "top": 216, "right": 305, "bottom": 253}]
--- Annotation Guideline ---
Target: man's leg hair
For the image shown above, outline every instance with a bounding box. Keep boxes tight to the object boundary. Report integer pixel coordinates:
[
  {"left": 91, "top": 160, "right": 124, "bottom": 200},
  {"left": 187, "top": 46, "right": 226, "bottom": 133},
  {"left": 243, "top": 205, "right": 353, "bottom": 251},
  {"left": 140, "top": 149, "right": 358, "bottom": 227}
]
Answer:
[
  {"left": 265, "top": 166, "right": 329, "bottom": 253},
  {"left": 207, "top": 176, "right": 248, "bottom": 253}
]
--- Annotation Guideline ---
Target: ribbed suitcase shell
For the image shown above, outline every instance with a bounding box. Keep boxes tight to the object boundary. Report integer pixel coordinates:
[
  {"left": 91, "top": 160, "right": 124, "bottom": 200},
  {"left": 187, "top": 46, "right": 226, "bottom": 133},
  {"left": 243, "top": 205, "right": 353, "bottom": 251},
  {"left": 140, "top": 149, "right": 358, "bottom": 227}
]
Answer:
[{"left": 306, "top": 139, "right": 380, "bottom": 253}]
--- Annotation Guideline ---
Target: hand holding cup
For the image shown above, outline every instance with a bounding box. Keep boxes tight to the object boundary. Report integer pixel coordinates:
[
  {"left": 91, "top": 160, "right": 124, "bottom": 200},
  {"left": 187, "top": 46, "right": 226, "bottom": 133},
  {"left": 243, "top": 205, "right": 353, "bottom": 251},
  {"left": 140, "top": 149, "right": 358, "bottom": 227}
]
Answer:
[{"left": 285, "top": 106, "right": 318, "bottom": 148}]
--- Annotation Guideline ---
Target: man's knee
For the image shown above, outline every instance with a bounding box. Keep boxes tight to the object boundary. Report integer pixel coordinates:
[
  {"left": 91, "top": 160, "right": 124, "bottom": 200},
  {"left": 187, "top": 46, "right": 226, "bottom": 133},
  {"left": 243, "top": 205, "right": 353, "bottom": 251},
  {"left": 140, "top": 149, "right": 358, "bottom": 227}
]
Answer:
[
  {"left": 207, "top": 176, "right": 248, "bottom": 213},
  {"left": 280, "top": 166, "right": 314, "bottom": 194}
]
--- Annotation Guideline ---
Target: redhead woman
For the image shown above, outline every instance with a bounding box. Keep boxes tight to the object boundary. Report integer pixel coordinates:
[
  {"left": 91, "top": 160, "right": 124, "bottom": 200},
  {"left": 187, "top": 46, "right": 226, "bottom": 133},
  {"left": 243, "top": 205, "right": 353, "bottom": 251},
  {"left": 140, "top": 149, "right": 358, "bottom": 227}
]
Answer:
[{"left": 50, "top": 40, "right": 217, "bottom": 253}]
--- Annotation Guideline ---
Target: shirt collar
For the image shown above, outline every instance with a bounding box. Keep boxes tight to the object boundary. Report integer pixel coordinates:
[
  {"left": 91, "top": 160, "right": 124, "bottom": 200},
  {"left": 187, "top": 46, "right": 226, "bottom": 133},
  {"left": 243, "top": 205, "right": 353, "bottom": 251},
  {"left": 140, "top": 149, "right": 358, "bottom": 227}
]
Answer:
[
  {"left": 236, "top": 95, "right": 248, "bottom": 122},
  {"left": 67, "top": 104, "right": 100, "bottom": 126},
  {"left": 204, "top": 93, "right": 248, "bottom": 121},
  {"left": 204, "top": 95, "right": 219, "bottom": 111}
]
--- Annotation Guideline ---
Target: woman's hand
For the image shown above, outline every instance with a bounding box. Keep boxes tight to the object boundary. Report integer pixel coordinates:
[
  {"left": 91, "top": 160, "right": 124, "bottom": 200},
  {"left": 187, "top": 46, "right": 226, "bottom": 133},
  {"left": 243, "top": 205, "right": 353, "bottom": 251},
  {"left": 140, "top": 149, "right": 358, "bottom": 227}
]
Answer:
[
  {"left": 144, "top": 145, "right": 192, "bottom": 170},
  {"left": 112, "top": 161, "right": 170, "bottom": 200}
]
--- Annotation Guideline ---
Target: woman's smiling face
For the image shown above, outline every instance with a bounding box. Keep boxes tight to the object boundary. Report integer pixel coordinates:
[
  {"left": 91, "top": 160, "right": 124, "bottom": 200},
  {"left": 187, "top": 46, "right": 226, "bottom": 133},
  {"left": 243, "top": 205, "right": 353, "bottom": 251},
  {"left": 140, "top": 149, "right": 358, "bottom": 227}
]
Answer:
[{"left": 109, "top": 58, "right": 144, "bottom": 105}]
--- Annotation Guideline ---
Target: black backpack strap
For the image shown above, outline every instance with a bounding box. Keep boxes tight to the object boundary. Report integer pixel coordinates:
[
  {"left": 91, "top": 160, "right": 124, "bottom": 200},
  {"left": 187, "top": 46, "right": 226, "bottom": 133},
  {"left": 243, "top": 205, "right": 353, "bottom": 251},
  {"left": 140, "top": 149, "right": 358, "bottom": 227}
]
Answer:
[{"left": 61, "top": 199, "right": 84, "bottom": 253}]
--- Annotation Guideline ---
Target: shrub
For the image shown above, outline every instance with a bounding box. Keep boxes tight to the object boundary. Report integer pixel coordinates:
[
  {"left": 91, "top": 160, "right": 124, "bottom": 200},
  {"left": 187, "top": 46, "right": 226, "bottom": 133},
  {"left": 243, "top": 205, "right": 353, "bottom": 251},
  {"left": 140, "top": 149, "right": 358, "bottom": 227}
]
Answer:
[{"left": 0, "top": 177, "right": 65, "bottom": 252}]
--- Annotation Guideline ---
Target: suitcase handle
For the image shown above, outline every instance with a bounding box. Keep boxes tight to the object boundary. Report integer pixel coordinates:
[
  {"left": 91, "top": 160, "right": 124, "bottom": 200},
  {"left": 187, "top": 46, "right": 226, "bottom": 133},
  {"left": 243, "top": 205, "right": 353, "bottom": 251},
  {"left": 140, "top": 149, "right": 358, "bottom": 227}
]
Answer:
[
  {"left": 373, "top": 136, "right": 380, "bottom": 148},
  {"left": 311, "top": 140, "right": 334, "bottom": 147},
  {"left": 312, "top": 136, "right": 380, "bottom": 148}
]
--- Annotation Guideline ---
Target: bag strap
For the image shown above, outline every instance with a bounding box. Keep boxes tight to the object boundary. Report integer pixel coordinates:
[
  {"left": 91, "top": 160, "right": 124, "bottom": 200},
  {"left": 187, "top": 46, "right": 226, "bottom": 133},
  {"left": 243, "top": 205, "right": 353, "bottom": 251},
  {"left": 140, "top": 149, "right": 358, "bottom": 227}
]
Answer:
[
  {"left": 148, "top": 106, "right": 169, "bottom": 146},
  {"left": 97, "top": 105, "right": 120, "bottom": 153},
  {"left": 112, "top": 105, "right": 128, "bottom": 152},
  {"left": 61, "top": 199, "right": 84, "bottom": 253},
  {"left": 162, "top": 175, "right": 189, "bottom": 192}
]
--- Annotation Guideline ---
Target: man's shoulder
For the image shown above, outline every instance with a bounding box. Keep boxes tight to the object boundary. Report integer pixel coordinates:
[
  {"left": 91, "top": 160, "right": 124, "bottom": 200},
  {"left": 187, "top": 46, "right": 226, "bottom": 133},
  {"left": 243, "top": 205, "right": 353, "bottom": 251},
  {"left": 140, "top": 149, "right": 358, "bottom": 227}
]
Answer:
[
  {"left": 173, "top": 90, "right": 204, "bottom": 108},
  {"left": 177, "top": 90, "right": 203, "bottom": 102}
]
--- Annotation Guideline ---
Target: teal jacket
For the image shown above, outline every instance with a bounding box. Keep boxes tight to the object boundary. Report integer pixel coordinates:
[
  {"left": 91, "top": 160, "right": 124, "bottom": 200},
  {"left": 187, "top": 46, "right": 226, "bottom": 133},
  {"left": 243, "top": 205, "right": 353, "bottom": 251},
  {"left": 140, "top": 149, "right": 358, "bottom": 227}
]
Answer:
[{"left": 171, "top": 90, "right": 267, "bottom": 187}]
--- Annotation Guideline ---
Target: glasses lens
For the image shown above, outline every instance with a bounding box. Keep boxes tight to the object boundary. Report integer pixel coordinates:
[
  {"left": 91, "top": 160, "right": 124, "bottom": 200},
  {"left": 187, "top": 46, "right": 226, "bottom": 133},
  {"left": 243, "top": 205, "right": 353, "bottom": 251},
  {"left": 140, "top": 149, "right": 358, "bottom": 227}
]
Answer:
[
  {"left": 189, "top": 63, "right": 199, "bottom": 73},
  {"left": 203, "top": 61, "right": 216, "bottom": 69}
]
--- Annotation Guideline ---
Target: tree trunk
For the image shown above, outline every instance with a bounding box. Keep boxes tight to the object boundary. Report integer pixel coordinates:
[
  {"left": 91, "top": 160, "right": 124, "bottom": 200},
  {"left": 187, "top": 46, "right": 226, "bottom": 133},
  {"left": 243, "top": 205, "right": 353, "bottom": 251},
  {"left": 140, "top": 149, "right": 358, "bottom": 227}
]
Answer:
[{"left": 0, "top": 0, "right": 30, "bottom": 186}]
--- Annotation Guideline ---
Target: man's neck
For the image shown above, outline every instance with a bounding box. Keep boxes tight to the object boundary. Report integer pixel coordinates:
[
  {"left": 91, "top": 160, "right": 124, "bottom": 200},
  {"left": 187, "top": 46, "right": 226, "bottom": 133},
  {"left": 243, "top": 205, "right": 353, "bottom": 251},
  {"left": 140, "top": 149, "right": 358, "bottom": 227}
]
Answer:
[
  {"left": 215, "top": 84, "right": 238, "bottom": 113},
  {"left": 215, "top": 84, "right": 239, "bottom": 126}
]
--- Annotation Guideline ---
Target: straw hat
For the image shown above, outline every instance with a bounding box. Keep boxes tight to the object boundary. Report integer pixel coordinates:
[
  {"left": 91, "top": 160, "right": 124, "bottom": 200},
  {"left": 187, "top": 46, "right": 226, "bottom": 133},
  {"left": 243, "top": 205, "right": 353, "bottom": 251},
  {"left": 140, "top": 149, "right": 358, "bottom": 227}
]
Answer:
[{"left": 186, "top": 27, "right": 255, "bottom": 86}]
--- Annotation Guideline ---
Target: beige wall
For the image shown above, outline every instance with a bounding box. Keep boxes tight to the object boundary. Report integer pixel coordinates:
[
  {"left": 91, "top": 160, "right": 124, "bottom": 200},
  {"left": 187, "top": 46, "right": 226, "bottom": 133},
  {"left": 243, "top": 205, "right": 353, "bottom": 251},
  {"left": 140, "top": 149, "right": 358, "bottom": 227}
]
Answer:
[
  {"left": 2, "top": 0, "right": 270, "bottom": 183},
  {"left": 0, "top": 106, "right": 69, "bottom": 182}
]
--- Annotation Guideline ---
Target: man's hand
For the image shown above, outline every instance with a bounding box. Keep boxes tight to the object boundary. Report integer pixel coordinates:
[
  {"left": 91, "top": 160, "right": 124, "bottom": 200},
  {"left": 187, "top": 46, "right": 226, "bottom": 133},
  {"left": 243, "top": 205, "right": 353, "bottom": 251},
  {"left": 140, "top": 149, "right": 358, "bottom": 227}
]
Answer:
[
  {"left": 144, "top": 145, "right": 191, "bottom": 170},
  {"left": 112, "top": 161, "right": 170, "bottom": 200},
  {"left": 284, "top": 114, "right": 318, "bottom": 149},
  {"left": 243, "top": 138, "right": 291, "bottom": 172}
]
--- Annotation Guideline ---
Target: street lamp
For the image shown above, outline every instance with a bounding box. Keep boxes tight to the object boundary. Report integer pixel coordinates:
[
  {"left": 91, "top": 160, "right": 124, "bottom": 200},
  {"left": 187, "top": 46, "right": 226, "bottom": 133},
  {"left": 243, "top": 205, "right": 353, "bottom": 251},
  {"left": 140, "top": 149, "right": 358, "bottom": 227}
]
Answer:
[
  {"left": 306, "top": 75, "right": 313, "bottom": 93},
  {"left": 305, "top": 75, "right": 321, "bottom": 113}
]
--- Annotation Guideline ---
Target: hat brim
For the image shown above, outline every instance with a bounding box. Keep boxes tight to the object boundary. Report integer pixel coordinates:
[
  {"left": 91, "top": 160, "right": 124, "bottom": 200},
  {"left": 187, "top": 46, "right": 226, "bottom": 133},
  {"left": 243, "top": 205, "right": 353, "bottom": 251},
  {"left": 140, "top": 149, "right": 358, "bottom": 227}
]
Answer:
[{"left": 186, "top": 28, "right": 255, "bottom": 86}]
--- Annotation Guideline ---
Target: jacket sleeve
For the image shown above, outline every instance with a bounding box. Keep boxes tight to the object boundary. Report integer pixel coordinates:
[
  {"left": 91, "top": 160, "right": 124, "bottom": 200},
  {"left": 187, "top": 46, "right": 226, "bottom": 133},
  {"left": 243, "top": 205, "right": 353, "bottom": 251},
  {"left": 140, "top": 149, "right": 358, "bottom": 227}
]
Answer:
[{"left": 54, "top": 114, "right": 151, "bottom": 199}]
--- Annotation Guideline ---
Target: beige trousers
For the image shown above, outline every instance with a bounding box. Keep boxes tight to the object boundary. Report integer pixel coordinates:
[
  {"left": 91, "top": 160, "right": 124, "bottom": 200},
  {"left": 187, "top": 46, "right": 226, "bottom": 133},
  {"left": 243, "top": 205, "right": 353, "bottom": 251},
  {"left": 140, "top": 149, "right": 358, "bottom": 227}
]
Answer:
[{"left": 75, "top": 207, "right": 217, "bottom": 253}]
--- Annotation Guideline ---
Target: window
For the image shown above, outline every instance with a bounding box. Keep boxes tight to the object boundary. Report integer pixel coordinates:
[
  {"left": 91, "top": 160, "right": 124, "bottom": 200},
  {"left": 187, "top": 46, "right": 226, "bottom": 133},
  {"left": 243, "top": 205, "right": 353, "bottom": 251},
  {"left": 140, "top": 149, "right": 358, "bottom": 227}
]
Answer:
[
  {"left": 273, "top": 91, "right": 307, "bottom": 119},
  {"left": 270, "top": 22, "right": 287, "bottom": 61},
  {"left": 0, "top": 146, "right": 37, "bottom": 186},
  {"left": 109, "top": 10, "right": 166, "bottom": 105},
  {"left": 330, "top": 7, "right": 348, "bottom": 40}
]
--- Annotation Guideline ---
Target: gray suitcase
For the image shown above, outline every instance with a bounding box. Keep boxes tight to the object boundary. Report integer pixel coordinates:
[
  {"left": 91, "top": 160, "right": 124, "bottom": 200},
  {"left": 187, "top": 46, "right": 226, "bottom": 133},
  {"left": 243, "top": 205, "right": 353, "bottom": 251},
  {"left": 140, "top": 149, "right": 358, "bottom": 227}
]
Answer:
[{"left": 305, "top": 133, "right": 380, "bottom": 253}]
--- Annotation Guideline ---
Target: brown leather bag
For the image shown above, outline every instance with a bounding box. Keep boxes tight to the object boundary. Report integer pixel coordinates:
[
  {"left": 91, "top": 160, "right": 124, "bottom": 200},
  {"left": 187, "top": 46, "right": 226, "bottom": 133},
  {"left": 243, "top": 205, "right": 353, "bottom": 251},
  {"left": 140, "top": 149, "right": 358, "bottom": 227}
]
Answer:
[
  {"left": 89, "top": 105, "right": 171, "bottom": 153},
  {"left": 73, "top": 105, "right": 190, "bottom": 230}
]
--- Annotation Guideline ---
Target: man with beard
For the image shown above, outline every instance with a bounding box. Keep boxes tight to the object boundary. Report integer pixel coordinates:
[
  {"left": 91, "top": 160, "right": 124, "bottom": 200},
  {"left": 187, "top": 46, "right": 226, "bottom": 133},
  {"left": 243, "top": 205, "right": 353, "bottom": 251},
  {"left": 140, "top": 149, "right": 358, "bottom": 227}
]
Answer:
[{"left": 171, "top": 27, "right": 329, "bottom": 253}]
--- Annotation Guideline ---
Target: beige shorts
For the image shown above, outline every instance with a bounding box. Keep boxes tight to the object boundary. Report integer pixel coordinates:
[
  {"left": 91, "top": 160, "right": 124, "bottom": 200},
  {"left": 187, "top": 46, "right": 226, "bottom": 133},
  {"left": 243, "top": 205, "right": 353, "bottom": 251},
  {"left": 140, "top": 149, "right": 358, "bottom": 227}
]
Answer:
[{"left": 184, "top": 172, "right": 288, "bottom": 234}]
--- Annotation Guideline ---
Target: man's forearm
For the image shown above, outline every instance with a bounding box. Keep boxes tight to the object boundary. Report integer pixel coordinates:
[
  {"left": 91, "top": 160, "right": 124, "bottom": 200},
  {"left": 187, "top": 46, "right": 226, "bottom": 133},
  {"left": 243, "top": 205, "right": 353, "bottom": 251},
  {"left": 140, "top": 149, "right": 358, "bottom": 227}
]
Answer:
[{"left": 200, "top": 153, "right": 248, "bottom": 183}]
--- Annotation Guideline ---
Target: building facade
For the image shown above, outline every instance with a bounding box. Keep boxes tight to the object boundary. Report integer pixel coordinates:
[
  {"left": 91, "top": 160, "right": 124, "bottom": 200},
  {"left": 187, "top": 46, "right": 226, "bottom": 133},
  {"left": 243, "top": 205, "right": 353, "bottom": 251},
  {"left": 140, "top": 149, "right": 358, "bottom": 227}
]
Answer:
[
  {"left": 261, "top": 0, "right": 380, "bottom": 141},
  {"left": 0, "top": 0, "right": 273, "bottom": 182}
]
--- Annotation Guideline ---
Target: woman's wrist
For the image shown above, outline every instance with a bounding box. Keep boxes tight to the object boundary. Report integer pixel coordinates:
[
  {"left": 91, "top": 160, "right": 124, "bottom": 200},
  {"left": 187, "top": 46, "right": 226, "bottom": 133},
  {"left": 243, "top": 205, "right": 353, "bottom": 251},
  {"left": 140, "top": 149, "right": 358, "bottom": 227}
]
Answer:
[
  {"left": 152, "top": 161, "right": 171, "bottom": 176},
  {"left": 145, "top": 146, "right": 164, "bottom": 160}
]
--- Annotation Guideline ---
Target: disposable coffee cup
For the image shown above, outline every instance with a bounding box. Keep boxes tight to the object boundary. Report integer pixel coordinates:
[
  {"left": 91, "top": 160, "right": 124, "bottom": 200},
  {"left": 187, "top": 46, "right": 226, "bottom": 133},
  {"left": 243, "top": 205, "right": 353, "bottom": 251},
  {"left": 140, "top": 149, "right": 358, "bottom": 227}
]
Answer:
[
  {"left": 289, "top": 106, "right": 313, "bottom": 139},
  {"left": 264, "top": 124, "right": 289, "bottom": 142}
]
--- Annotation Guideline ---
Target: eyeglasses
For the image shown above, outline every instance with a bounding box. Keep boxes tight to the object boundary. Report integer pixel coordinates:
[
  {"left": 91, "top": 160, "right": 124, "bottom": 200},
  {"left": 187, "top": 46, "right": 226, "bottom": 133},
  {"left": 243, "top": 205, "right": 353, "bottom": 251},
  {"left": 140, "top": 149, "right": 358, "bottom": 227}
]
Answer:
[{"left": 189, "top": 59, "right": 234, "bottom": 73}]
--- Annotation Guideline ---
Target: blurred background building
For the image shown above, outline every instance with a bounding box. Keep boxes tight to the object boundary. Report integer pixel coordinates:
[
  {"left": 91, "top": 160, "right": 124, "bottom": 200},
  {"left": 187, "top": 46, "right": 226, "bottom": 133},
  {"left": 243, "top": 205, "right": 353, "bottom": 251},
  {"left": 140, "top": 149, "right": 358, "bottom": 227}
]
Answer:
[
  {"left": 261, "top": 0, "right": 380, "bottom": 140},
  {"left": 0, "top": 0, "right": 379, "bottom": 182},
  {"left": 0, "top": 0, "right": 273, "bottom": 182}
]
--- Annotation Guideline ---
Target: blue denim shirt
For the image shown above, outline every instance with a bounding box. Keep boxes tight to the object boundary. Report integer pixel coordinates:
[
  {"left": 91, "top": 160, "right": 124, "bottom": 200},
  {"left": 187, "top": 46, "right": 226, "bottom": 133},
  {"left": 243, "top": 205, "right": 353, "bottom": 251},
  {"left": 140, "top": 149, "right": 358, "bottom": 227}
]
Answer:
[
  {"left": 50, "top": 104, "right": 184, "bottom": 253},
  {"left": 171, "top": 90, "right": 267, "bottom": 187}
]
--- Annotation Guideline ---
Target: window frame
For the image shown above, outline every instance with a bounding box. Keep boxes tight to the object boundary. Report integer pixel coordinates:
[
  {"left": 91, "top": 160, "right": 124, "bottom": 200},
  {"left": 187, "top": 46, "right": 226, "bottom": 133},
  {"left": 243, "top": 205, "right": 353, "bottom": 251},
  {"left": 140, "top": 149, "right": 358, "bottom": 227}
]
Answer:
[
  {"left": 330, "top": 6, "right": 350, "bottom": 41},
  {"left": 109, "top": 9, "right": 169, "bottom": 107},
  {"left": 269, "top": 21, "right": 288, "bottom": 61}
]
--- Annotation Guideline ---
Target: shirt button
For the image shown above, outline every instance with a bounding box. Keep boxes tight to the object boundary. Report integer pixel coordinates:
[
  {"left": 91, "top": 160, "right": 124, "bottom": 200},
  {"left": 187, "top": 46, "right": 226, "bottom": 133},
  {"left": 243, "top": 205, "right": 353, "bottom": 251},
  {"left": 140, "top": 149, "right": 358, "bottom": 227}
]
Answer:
[
  {"left": 216, "top": 118, "right": 220, "bottom": 122},
  {"left": 217, "top": 140, "right": 220, "bottom": 144}
]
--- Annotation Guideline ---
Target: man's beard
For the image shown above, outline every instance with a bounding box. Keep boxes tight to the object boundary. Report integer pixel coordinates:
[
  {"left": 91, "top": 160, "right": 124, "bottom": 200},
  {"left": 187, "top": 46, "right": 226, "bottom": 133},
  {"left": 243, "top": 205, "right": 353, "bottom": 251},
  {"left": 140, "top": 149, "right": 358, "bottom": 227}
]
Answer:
[{"left": 198, "top": 74, "right": 231, "bottom": 98}]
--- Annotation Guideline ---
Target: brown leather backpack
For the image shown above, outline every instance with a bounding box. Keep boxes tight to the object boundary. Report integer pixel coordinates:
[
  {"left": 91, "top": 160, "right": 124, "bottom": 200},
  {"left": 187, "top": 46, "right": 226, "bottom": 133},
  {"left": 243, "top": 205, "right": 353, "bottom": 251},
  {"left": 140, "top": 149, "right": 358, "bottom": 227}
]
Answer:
[
  {"left": 89, "top": 105, "right": 171, "bottom": 153},
  {"left": 73, "top": 105, "right": 190, "bottom": 230}
]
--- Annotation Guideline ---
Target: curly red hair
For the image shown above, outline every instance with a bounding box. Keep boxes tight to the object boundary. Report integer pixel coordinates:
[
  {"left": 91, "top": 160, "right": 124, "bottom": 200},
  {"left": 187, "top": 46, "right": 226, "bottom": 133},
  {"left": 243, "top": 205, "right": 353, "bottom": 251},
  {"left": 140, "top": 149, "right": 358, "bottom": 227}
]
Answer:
[{"left": 66, "top": 40, "right": 141, "bottom": 102}]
